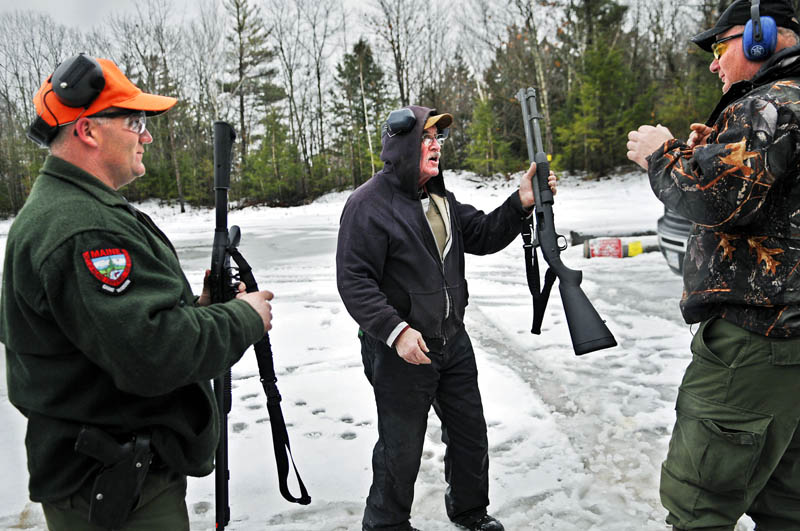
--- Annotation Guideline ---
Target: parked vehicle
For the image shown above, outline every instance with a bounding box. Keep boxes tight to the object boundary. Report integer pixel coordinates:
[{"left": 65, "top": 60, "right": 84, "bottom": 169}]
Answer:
[{"left": 656, "top": 207, "right": 692, "bottom": 275}]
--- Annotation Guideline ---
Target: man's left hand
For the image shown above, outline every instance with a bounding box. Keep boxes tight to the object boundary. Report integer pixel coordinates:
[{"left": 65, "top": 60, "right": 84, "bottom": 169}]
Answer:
[
  {"left": 519, "top": 162, "right": 558, "bottom": 209},
  {"left": 626, "top": 124, "right": 673, "bottom": 170},
  {"left": 197, "top": 269, "right": 246, "bottom": 306}
]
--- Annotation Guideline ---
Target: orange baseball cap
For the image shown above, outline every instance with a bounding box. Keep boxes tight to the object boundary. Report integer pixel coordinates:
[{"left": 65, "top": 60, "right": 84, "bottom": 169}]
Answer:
[{"left": 33, "top": 54, "right": 177, "bottom": 128}]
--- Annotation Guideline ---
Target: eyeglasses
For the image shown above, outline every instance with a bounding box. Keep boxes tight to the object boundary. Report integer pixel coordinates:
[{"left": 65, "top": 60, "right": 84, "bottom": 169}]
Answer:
[
  {"left": 711, "top": 33, "right": 744, "bottom": 60},
  {"left": 421, "top": 133, "right": 448, "bottom": 146},
  {"left": 89, "top": 110, "right": 147, "bottom": 135}
]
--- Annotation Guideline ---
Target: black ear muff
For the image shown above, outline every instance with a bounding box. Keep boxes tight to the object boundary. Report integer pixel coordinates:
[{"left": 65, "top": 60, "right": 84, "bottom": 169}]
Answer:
[
  {"left": 27, "top": 53, "right": 106, "bottom": 146},
  {"left": 382, "top": 108, "right": 416, "bottom": 138},
  {"left": 51, "top": 53, "right": 105, "bottom": 108},
  {"left": 26, "top": 115, "right": 60, "bottom": 146}
]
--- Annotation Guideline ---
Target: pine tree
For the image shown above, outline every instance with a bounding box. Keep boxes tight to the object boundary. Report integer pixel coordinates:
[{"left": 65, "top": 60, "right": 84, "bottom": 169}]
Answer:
[
  {"left": 223, "top": 0, "right": 281, "bottom": 168},
  {"left": 332, "top": 38, "right": 393, "bottom": 187},
  {"left": 465, "top": 99, "right": 516, "bottom": 176}
]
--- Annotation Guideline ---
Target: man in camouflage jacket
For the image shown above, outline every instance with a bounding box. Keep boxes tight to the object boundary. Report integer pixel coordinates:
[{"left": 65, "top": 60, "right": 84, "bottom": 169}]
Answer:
[{"left": 626, "top": 1, "right": 800, "bottom": 529}]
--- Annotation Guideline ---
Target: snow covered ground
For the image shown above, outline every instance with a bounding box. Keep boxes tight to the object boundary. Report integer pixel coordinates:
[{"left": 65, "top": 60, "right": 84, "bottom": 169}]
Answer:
[{"left": 0, "top": 169, "right": 756, "bottom": 530}]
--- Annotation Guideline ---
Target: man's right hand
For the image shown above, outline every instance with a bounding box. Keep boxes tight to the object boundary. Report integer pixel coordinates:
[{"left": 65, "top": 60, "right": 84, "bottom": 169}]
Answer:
[
  {"left": 237, "top": 289, "right": 274, "bottom": 332},
  {"left": 394, "top": 327, "right": 431, "bottom": 365},
  {"left": 626, "top": 124, "right": 674, "bottom": 170},
  {"left": 687, "top": 123, "right": 713, "bottom": 148}
]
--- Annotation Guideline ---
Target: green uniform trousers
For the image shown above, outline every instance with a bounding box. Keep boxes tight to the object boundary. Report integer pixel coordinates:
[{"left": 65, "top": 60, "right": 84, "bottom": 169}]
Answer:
[
  {"left": 661, "top": 317, "right": 800, "bottom": 530},
  {"left": 41, "top": 467, "right": 189, "bottom": 531}
]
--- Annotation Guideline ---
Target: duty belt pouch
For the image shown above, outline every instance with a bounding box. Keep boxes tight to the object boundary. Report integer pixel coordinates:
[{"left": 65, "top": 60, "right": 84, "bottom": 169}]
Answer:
[{"left": 74, "top": 426, "right": 154, "bottom": 528}]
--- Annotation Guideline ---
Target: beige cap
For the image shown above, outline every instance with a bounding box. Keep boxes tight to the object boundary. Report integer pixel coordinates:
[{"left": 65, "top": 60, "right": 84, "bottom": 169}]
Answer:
[{"left": 424, "top": 113, "right": 453, "bottom": 131}]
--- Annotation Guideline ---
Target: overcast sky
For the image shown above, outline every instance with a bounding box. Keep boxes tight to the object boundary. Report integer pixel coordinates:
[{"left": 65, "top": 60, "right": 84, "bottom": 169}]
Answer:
[{"left": 0, "top": 0, "right": 194, "bottom": 28}]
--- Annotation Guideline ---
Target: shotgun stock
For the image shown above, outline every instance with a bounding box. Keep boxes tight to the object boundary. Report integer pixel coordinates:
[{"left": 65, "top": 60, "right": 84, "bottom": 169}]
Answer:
[{"left": 516, "top": 87, "right": 617, "bottom": 355}]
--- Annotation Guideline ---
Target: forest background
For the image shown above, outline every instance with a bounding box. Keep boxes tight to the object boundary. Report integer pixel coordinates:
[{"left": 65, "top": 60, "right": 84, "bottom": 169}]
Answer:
[{"left": 1, "top": 0, "right": 791, "bottom": 215}]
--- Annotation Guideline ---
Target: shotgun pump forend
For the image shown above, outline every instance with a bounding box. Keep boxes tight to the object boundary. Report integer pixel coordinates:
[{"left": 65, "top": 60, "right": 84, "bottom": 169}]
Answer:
[{"left": 516, "top": 87, "right": 617, "bottom": 356}]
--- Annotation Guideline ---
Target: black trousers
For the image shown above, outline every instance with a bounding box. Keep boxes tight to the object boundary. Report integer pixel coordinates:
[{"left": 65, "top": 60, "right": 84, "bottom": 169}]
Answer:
[{"left": 360, "top": 327, "right": 490, "bottom": 531}]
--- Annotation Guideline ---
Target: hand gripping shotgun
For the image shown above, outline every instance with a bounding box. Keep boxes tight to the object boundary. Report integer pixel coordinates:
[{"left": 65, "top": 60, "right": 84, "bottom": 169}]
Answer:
[
  {"left": 211, "top": 121, "right": 311, "bottom": 531},
  {"left": 516, "top": 88, "right": 617, "bottom": 355}
]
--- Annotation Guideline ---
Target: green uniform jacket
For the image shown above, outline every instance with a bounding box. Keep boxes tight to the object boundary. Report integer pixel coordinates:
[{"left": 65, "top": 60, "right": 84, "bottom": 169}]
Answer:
[{"left": 0, "top": 156, "right": 265, "bottom": 502}]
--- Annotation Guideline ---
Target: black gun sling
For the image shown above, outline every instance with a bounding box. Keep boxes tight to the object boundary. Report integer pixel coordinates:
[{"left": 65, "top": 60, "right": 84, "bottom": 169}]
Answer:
[
  {"left": 522, "top": 218, "right": 557, "bottom": 335},
  {"left": 227, "top": 247, "right": 311, "bottom": 506}
]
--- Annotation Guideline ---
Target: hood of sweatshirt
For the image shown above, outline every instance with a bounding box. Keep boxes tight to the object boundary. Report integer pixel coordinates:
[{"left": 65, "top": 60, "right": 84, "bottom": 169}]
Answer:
[{"left": 378, "top": 105, "right": 447, "bottom": 198}]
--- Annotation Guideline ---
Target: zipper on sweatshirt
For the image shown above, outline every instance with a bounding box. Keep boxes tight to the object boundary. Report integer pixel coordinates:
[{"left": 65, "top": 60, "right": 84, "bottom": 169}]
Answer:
[{"left": 419, "top": 198, "right": 450, "bottom": 347}]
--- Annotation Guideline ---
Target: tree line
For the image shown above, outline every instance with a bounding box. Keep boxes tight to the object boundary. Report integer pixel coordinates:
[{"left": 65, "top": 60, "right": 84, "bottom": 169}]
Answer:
[{"left": 0, "top": 0, "right": 769, "bottom": 216}]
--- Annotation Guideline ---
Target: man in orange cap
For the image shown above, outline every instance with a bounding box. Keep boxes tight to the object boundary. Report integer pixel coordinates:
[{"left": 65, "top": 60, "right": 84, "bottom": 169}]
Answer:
[
  {"left": 0, "top": 54, "right": 274, "bottom": 530},
  {"left": 337, "top": 106, "right": 555, "bottom": 531}
]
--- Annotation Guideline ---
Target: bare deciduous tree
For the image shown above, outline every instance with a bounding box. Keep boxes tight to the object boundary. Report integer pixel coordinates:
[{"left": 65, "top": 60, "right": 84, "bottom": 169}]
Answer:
[
  {"left": 367, "top": 0, "right": 426, "bottom": 106},
  {"left": 269, "top": 0, "right": 313, "bottom": 194},
  {"left": 110, "top": 0, "right": 188, "bottom": 210},
  {"left": 0, "top": 12, "right": 82, "bottom": 213},
  {"left": 299, "top": 0, "right": 341, "bottom": 159}
]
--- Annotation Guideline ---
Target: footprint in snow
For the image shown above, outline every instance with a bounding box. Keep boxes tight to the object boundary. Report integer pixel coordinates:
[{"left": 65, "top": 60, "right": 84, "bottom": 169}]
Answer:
[{"left": 193, "top": 501, "right": 211, "bottom": 515}]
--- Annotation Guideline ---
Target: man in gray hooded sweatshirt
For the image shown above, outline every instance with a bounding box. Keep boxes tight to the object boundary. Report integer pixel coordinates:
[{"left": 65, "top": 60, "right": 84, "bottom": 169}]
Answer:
[{"left": 336, "top": 106, "right": 553, "bottom": 531}]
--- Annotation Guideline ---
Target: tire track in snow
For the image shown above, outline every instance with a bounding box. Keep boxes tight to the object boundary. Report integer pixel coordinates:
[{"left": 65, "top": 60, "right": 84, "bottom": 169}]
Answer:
[{"left": 461, "top": 251, "right": 687, "bottom": 529}]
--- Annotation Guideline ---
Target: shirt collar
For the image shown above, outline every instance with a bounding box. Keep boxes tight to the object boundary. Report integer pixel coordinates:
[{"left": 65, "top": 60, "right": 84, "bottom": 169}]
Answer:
[{"left": 40, "top": 156, "right": 131, "bottom": 209}]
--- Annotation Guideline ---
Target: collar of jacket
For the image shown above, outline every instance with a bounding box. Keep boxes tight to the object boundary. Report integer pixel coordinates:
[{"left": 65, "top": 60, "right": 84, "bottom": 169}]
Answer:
[
  {"left": 40, "top": 156, "right": 132, "bottom": 210},
  {"left": 705, "top": 44, "right": 800, "bottom": 125}
]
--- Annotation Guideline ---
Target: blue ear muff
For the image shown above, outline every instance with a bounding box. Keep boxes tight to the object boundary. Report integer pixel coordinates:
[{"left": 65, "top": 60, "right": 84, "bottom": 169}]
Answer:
[{"left": 744, "top": 15, "right": 777, "bottom": 60}]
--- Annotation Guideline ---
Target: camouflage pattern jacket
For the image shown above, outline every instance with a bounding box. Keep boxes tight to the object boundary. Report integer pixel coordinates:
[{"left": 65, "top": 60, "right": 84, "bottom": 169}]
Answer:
[{"left": 648, "top": 45, "right": 800, "bottom": 337}]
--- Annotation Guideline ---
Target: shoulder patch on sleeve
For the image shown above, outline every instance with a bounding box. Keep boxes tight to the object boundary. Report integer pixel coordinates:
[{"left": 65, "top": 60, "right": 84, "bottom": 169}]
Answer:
[{"left": 82, "top": 248, "right": 132, "bottom": 294}]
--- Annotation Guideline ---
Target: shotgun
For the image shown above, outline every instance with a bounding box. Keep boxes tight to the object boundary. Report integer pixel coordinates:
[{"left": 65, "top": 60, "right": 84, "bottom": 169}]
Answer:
[
  {"left": 210, "top": 121, "right": 235, "bottom": 530},
  {"left": 210, "top": 121, "right": 310, "bottom": 531},
  {"left": 516, "top": 88, "right": 617, "bottom": 355}
]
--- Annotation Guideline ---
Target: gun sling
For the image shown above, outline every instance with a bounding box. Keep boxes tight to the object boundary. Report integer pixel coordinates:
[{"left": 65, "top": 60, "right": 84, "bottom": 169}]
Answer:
[
  {"left": 227, "top": 247, "right": 311, "bottom": 506},
  {"left": 521, "top": 219, "right": 557, "bottom": 334}
]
